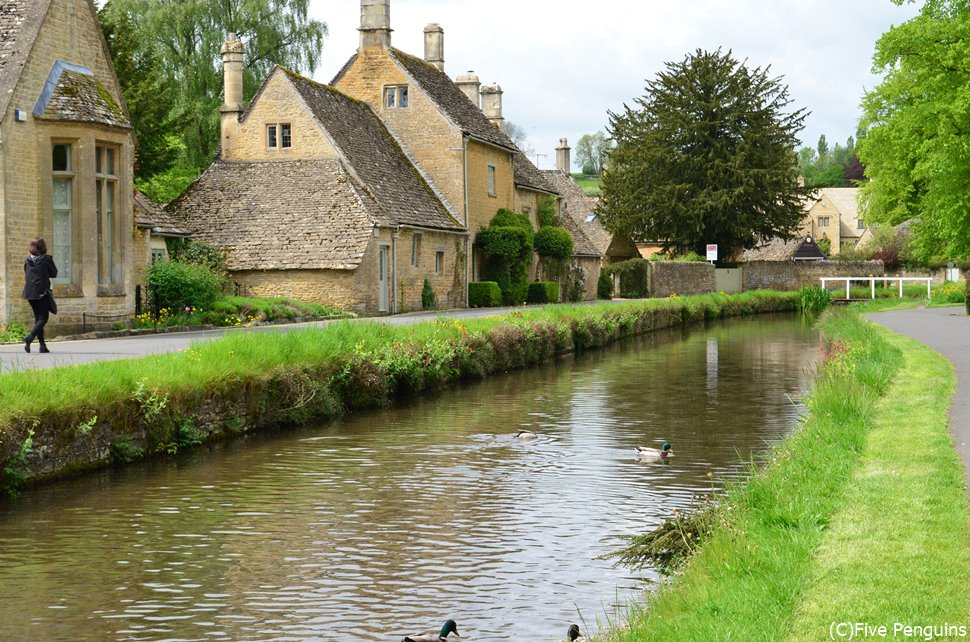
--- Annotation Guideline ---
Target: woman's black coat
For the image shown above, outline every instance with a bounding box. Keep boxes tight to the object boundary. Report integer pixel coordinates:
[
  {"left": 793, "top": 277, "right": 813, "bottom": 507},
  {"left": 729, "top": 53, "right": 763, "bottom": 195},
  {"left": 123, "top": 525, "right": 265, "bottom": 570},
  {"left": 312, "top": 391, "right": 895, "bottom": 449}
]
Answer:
[{"left": 22, "top": 254, "right": 58, "bottom": 300}]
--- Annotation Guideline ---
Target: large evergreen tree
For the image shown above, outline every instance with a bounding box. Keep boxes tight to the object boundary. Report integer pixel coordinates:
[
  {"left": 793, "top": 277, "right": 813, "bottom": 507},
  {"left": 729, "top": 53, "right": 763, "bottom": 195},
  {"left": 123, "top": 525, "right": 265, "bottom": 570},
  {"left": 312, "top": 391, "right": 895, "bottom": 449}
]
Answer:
[
  {"left": 598, "top": 49, "right": 811, "bottom": 260},
  {"left": 858, "top": 0, "right": 970, "bottom": 260},
  {"left": 101, "top": 0, "right": 326, "bottom": 171}
]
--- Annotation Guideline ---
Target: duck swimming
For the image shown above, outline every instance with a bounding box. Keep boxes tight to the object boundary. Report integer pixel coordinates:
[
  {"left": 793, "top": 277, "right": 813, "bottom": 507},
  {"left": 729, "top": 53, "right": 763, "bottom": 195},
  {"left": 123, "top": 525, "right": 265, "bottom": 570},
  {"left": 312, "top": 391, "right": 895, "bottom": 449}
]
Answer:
[
  {"left": 636, "top": 442, "right": 672, "bottom": 461},
  {"left": 402, "top": 619, "right": 459, "bottom": 642},
  {"left": 516, "top": 430, "right": 538, "bottom": 441},
  {"left": 564, "top": 624, "right": 587, "bottom": 641}
]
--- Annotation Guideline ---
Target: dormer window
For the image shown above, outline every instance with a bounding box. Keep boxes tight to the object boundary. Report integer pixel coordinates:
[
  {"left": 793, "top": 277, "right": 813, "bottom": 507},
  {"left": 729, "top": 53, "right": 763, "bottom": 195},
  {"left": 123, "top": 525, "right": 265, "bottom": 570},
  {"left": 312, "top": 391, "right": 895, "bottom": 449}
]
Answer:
[
  {"left": 385, "top": 85, "right": 409, "bottom": 109},
  {"left": 267, "top": 123, "right": 292, "bottom": 149}
]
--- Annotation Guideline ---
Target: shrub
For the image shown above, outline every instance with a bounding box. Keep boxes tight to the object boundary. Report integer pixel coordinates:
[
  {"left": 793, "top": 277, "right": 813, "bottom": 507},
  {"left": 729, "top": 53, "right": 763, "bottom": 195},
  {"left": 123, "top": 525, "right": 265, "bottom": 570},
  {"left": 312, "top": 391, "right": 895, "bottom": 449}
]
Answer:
[
  {"left": 799, "top": 286, "right": 832, "bottom": 313},
  {"left": 932, "top": 281, "right": 965, "bottom": 304},
  {"left": 605, "top": 259, "right": 650, "bottom": 298},
  {"left": 168, "top": 239, "right": 225, "bottom": 274},
  {"left": 527, "top": 281, "right": 560, "bottom": 304},
  {"left": 477, "top": 210, "right": 535, "bottom": 306},
  {"left": 966, "top": 280, "right": 970, "bottom": 315},
  {"left": 537, "top": 196, "right": 559, "bottom": 228},
  {"left": 147, "top": 260, "right": 224, "bottom": 311},
  {"left": 534, "top": 226, "right": 574, "bottom": 261},
  {"left": 598, "top": 271, "right": 614, "bottom": 299},
  {"left": 0, "top": 323, "right": 29, "bottom": 342},
  {"left": 469, "top": 282, "right": 502, "bottom": 307},
  {"left": 421, "top": 279, "right": 436, "bottom": 310},
  {"left": 490, "top": 209, "right": 535, "bottom": 239}
]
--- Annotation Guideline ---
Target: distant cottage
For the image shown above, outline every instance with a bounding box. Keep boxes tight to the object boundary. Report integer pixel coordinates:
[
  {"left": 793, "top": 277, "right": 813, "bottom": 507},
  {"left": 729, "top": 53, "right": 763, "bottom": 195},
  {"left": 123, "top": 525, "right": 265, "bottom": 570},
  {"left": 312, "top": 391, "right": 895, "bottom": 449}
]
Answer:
[{"left": 171, "top": 0, "right": 602, "bottom": 314}]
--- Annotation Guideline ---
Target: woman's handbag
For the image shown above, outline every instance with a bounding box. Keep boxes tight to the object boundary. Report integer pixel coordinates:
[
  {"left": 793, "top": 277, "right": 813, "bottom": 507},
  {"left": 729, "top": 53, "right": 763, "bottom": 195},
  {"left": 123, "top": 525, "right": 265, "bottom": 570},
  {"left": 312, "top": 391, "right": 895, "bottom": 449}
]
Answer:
[{"left": 48, "top": 289, "right": 57, "bottom": 315}]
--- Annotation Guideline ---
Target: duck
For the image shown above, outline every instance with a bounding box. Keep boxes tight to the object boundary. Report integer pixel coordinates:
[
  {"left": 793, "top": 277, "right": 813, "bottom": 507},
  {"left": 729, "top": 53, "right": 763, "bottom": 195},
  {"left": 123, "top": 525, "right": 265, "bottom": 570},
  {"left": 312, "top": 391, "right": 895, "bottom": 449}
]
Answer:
[
  {"left": 564, "top": 624, "right": 587, "bottom": 641},
  {"left": 636, "top": 442, "right": 672, "bottom": 461},
  {"left": 402, "top": 619, "right": 460, "bottom": 642},
  {"left": 516, "top": 430, "right": 538, "bottom": 441}
]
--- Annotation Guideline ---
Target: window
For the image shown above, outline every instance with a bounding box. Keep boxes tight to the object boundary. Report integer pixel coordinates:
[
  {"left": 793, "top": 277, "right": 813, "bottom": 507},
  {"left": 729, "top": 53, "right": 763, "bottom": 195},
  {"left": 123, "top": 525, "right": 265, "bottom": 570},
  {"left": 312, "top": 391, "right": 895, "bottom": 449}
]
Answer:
[
  {"left": 385, "top": 85, "right": 409, "bottom": 109},
  {"left": 487, "top": 163, "right": 496, "bottom": 196},
  {"left": 411, "top": 233, "right": 421, "bottom": 267},
  {"left": 435, "top": 250, "right": 445, "bottom": 276},
  {"left": 151, "top": 249, "right": 166, "bottom": 264},
  {"left": 96, "top": 144, "right": 119, "bottom": 284},
  {"left": 818, "top": 216, "right": 830, "bottom": 228},
  {"left": 585, "top": 214, "right": 597, "bottom": 223},
  {"left": 267, "top": 123, "right": 292, "bottom": 149},
  {"left": 857, "top": 218, "right": 865, "bottom": 230},
  {"left": 51, "top": 143, "right": 73, "bottom": 283}
]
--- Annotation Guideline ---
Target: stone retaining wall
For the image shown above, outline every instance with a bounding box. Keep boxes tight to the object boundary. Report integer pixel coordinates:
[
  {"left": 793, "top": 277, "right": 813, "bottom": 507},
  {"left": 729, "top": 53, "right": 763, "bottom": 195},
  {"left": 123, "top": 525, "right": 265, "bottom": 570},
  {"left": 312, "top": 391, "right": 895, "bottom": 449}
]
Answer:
[
  {"left": 742, "top": 261, "right": 886, "bottom": 291},
  {"left": 650, "top": 262, "right": 716, "bottom": 298}
]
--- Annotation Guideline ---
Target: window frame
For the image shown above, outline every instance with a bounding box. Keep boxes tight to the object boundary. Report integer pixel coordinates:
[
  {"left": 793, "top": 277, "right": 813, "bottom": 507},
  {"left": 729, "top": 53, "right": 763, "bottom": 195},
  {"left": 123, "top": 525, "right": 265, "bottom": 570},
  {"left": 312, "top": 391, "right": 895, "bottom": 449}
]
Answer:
[
  {"left": 95, "top": 142, "right": 120, "bottom": 285},
  {"left": 818, "top": 216, "right": 830, "bottom": 228},
  {"left": 487, "top": 163, "right": 497, "bottom": 197},
  {"left": 384, "top": 85, "right": 410, "bottom": 109},
  {"left": 50, "top": 141, "right": 75, "bottom": 285},
  {"left": 411, "top": 233, "right": 421, "bottom": 268},
  {"left": 435, "top": 250, "right": 445, "bottom": 276},
  {"left": 267, "top": 123, "right": 292, "bottom": 150}
]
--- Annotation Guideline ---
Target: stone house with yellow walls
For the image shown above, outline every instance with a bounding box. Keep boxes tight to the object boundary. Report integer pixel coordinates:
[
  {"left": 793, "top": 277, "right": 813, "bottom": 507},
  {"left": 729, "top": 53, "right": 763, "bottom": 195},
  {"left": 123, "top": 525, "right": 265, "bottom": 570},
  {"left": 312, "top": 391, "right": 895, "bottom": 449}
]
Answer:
[
  {"left": 0, "top": 0, "right": 138, "bottom": 332},
  {"left": 132, "top": 190, "right": 189, "bottom": 286},
  {"left": 802, "top": 187, "right": 867, "bottom": 256},
  {"left": 331, "top": 1, "right": 601, "bottom": 298},
  {"left": 168, "top": 49, "right": 466, "bottom": 315}
]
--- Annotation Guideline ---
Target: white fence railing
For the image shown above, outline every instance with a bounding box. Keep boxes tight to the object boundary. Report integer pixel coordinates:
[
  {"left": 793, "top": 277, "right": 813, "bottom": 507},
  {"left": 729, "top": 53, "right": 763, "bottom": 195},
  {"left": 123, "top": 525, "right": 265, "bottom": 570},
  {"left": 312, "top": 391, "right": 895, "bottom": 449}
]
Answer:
[{"left": 820, "top": 277, "right": 933, "bottom": 300}]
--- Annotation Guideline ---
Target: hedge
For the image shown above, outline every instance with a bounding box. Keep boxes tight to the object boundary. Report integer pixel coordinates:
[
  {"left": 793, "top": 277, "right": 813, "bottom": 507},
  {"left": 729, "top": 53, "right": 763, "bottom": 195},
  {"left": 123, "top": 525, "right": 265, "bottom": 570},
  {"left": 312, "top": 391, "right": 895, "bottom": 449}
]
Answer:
[
  {"left": 534, "top": 226, "right": 574, "bottom": 260},
  {"left": 469, "top": 281, "right": 503, "bottom": 308},
  {"left": 605, "top": 259, "right": 650, "bottom": 298},
  {"left": 527, "top": 281, "right": 561, "bottom": 304},
  {"left": 598, "top": 271, "right": 614, "bottom": 300}
]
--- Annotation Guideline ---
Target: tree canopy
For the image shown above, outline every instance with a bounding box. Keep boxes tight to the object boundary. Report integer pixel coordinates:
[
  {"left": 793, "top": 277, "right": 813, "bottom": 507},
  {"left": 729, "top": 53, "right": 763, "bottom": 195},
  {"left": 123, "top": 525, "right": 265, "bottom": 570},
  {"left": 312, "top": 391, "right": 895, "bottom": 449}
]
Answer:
[
  {"left": 574, "top": 131, "right": 611, "bottom": 174},
  {"left": 797, "top": 133, "right": 865, "bottom": 188},
  {"left": 598, "top": 49, "right": 811, "bottom": 260},
  {"left": 101, "top": 0, "right": 326, "bottom": 174},
  {"left": 858, "top": 0, "right": 970, "bottom": 260}
]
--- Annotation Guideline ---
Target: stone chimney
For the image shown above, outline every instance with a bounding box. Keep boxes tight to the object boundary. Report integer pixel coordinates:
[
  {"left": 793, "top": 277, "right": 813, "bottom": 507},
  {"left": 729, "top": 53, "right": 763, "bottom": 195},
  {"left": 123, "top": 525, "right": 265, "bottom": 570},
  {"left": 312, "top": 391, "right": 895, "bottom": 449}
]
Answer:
[
  {"left": 360, "top": 0, "right": 392, "bottom": 49},
  {"left": 481, "top": 83, "right": 503, "bottom": 130},
  {"left": 220, "top": 33, "right": 245, "bottom": 157},
  {"left": 424, "top": 24, "right": 444, "bottom": 71},
  {"left": 556, "top": 138, "right": 571, "bottom": 173},
  {"left": 456, "top": 71, "right": 481, "bottom": 108}
]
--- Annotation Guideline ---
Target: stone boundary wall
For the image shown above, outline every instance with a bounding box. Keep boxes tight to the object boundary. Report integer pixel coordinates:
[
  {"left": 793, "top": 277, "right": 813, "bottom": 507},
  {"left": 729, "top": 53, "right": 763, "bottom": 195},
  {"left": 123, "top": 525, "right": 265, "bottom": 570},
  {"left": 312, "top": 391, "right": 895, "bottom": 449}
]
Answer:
[
  {"left": 650, "top": 262, "right": 716, "bottom": 298},
  {"left": 742, "top": 261, "right": 886, "bottom": 291}
]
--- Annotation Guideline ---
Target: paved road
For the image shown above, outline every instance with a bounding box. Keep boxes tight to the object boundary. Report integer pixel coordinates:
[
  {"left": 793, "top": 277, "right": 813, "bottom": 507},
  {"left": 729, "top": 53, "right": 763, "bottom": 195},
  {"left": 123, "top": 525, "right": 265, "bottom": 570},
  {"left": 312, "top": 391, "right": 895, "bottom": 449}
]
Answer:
[
  {"left": 0, "top": 302, "right": 624, "bottom": 373},
  {"left": 868, "top": 306, "right": 970, "bottom": 491}
]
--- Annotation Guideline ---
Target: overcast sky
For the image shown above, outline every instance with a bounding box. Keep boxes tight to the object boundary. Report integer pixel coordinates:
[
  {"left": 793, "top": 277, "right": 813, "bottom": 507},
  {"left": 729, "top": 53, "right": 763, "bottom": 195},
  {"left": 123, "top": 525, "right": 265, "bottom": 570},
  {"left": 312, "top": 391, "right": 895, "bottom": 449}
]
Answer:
[{"left": 311, "top": 0, "right": 919, "bottom": 170}]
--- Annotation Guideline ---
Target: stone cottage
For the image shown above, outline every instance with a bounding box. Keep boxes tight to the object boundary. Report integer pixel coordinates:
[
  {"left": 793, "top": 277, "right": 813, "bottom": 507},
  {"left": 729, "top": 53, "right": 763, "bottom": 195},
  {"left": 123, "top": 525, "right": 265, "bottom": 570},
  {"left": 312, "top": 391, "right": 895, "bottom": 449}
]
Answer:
[
  {"left": 331, "top": 0, "right": 600, "bottom": 296},
  {"left": 132, "top": 190, "right": 189, "bottom": 286},
  {"left": 0, "top": 0, "right": 137, "bottom": 332},
  {"left": 802, "top": 187, "right": 867, "bottom": 255},
  {"left": 168, "top": 42, "right": 466, "bottom": 315}
]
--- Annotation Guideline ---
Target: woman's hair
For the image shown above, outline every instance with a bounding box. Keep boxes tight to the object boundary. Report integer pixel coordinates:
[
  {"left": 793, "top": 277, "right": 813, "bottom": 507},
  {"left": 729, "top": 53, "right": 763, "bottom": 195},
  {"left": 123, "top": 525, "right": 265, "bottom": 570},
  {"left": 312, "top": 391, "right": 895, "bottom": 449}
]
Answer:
[{"left": 29, "top": 237, "right": 47, "bottom": 256}]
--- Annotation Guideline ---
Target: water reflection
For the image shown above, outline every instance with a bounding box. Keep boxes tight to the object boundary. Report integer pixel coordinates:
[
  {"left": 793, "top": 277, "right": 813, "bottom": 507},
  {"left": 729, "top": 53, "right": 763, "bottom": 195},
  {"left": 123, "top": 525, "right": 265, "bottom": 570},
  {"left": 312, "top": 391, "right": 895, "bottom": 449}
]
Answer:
[{"left": 0, "top": 315, "right": 818, "bottom": 641}]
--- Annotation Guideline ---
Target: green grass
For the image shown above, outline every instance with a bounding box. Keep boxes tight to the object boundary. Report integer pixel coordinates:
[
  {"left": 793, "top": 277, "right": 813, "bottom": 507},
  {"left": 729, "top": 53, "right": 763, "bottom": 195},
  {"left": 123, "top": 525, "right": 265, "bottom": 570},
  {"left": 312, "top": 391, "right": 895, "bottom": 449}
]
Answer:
[
  {"left": 789, "top": 330, "right": 970, "bottom": 639},
  {"left": 603, "top": 307, "right": 970, "bottom": 641},
  {"left": 571, "top": 172, "right": 601, "bottom": 196}
]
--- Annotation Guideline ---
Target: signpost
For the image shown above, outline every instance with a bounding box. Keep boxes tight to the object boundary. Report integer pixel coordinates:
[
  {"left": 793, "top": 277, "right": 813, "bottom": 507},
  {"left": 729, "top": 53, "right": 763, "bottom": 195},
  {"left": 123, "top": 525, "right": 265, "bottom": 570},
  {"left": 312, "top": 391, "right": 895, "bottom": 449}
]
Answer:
[{"left": 706, "top": 244, "right": 718, "bottom": 264}]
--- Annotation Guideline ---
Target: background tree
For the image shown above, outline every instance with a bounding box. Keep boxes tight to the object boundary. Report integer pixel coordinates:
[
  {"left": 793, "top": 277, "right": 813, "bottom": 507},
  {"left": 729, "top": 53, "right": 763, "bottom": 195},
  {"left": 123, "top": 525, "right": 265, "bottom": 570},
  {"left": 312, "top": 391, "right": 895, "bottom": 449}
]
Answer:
[
  {"left": 503, "top": 120, "right": 534, "bottom": 156},
  {"left": 796, "top": 133, "right": 863, "bottom": 187},
  {"left": 598, "top": 49, "right": 811, "bottom": 260},
  {"left": 98, "top": 6, "right": 180, "bottom": 181},
  {"left": 575, "top": 131, "right": 611, "bottom": 174},
  {"left": 101, "top": 0, "right": 326, "bottom": 174},
  {"left": 858, "top": 0, "right": 970, "bottom": 261}
]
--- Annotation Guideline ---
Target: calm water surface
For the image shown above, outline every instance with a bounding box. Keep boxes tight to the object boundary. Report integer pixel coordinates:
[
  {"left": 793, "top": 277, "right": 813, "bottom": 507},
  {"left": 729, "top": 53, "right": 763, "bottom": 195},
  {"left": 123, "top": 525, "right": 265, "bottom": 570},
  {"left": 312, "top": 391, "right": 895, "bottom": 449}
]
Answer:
[{"left": 0, "top": 315, "right": 819, "bottom": 641}]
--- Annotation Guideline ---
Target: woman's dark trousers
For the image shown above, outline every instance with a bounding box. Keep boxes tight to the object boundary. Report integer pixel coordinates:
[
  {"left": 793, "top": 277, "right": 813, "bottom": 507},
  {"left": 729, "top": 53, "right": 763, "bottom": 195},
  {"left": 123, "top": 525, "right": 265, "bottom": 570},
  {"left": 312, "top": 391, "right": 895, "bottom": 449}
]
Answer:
[{"left": 27, "top": 296, "right": 51, "bottom": 348}]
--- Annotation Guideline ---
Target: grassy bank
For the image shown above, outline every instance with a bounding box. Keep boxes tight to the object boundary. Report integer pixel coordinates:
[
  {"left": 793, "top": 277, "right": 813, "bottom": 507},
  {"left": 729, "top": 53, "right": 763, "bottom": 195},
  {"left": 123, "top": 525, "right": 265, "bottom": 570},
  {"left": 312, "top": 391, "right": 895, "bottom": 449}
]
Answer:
[
  {"left": 605, "top": 307, "right": 970, "bottom": 640},
  {"left": 0, "top": 291, "right": 798, "bottom": 493}
]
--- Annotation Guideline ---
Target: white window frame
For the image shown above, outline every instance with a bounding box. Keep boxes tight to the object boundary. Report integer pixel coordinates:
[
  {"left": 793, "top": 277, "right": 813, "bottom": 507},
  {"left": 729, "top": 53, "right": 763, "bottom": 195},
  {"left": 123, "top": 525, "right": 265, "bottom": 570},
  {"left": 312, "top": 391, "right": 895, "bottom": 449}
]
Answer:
[
  {"left": 267, "top": 123, "right": 292, "bottom": 150},
  {"left": 384, "top": 85, "right": 409, "bottom": 109},
  {"left": 51, "top": 141, "right": 74, "bottom": 284}
]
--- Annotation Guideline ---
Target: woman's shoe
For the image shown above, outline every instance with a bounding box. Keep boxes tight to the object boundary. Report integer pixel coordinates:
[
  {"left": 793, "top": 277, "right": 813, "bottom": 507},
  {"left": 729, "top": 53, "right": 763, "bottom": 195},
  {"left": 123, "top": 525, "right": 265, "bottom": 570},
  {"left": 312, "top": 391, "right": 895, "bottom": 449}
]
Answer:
[
  {"left": 23, "top": 335, "right": 31, "bottom": 353},
  {"left": 39, "top": 343, "right": 50, "bottom": 354}
]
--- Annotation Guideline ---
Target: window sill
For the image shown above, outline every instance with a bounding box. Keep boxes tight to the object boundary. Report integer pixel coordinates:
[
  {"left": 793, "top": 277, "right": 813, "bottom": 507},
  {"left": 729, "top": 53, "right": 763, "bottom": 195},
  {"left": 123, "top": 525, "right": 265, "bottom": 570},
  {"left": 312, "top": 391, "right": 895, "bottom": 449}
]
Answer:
[
  {"left": 53, "top": 284, "right": 84, "bottom": 298},
  {"left": 97, "top": 284, "right": 127, "bottom": 298}
]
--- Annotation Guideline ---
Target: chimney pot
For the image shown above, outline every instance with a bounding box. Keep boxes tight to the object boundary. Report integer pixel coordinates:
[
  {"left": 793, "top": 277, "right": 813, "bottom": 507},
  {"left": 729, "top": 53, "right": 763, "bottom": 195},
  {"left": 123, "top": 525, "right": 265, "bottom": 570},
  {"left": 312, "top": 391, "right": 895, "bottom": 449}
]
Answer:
[
  {"left": 424, "top": 23, "right": 444, "bottom": 72},
  {"left": 360, "top": 0, "right": 392, "bottom": 49},
  {"left": 456, "top": 70, "right": 481, "bottom": 108},
  {"left": 556, "top": 138, "right": 572, "bottom": 174},
  {"left": 481, "top": 83, "right": 504, "bottom": 130}
]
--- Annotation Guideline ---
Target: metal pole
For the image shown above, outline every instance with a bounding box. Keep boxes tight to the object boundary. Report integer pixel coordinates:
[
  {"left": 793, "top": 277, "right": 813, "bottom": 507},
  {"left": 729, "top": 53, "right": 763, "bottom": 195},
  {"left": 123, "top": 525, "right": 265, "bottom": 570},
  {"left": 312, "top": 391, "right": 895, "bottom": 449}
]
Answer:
[
  {"left": 899, "top": 280, "right": 903, "bottom": 298},
  {"left": 871, "top": 278, "right": 876, "bottom": 300},
  {"left": 846, "top": 280, "right": 850, "bottom": 301},
  {"left": 927, "top": 279, "right": 932, "bottom": 299}
]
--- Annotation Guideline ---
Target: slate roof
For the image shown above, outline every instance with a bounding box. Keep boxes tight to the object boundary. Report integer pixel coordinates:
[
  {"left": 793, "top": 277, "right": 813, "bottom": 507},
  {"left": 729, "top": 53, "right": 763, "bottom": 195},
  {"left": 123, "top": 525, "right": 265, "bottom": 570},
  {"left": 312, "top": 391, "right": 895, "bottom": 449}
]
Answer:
[
  {"left": 542, "top": 170, "right": 613, "bottom": 255},
  {"left": 35, "top": 67, "right": 130, "bottom": 129},
  {"left": 168, "top": 159, "right": 378, "bottom": 271},
  {"left": 0, "top": 0, "right": 50, "bottom": 121},
  {"left": 279, "top": 69, "right": 462, "bottom": 233},
  {"left": 134, "top": 190, "right": 188, "bottom": 237},
  {"left": 743, "top": 236, "right": 827, "bottom": 262},
  {"left": 332, "top": 49, "right": 555, "bottom": 195}
]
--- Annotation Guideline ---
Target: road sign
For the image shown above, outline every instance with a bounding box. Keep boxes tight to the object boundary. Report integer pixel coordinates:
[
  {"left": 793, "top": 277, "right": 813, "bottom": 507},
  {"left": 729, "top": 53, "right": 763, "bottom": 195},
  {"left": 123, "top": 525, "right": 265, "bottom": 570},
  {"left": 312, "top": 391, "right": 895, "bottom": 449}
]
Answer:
[{"left": 706, "top": 244, "right": 718, "bottom": 262}]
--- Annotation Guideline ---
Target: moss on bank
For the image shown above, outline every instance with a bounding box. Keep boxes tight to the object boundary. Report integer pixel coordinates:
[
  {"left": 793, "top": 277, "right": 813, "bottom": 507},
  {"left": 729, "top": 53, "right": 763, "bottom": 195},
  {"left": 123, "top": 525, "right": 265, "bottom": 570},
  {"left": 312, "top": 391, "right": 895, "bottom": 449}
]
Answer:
[
  {"left": 0, "top": 292, "right": 798, "bottom": 494},
  {"left": 604, "top": 308, "right": 970, "bottom": 641}
]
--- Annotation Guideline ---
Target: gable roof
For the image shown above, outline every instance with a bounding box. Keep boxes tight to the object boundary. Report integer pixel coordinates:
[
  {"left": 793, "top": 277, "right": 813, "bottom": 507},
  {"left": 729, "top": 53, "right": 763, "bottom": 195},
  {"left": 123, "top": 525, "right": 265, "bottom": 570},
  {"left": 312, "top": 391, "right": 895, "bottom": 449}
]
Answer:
[
  {"left": 134, "top": 190, "right": 188, "bottom": 237},
  {"left": 168, "top": 159, "right": 378, "bottom": 271},
  {"left": 743, "top": 236, "right": 828, "bottom": 262},
  {"left": 542, "top": 170, "right": 613, "bottom": 255},
  {"left": 279, "top": 69, "right": 462, "bottom": 233},
  {"left": 34, "top": 63, "right": 130, "bottom": 128},
  {"left": 0, "top": 0, "right": 51, "bottom": 121}
]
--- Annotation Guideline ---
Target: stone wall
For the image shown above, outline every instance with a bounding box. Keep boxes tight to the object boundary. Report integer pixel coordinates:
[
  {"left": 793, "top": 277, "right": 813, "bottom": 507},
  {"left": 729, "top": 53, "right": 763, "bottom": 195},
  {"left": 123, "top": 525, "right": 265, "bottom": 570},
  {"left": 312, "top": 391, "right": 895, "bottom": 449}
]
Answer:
[
  {"left": 1, "top": 0, "right": 136, "bottom": 330},
  {"left": 742, "top": 260, "right": 885, "bottom": 291},
  {"left": 224, "top": 71, "right": 339, "bottom": 161},
  {"left": 650, "top": 262, "right": 716, "bottom": 298},
  {"left": 232, "top": 268, "right": 371, "bottom": 315}
]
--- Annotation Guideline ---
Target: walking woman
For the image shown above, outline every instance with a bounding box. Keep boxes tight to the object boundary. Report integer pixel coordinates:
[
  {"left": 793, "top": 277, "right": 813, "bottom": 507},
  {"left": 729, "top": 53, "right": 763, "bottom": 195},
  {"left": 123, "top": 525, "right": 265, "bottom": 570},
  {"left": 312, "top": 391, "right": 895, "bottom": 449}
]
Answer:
[{"left": 22, "top": 237, "right": 57, "bottom": 353}]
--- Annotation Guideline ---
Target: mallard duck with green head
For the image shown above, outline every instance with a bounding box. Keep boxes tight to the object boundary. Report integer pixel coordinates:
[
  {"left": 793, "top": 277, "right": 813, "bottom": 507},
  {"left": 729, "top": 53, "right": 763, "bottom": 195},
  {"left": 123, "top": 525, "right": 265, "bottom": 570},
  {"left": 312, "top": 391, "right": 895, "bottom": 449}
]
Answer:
[
  {"left": 402, "top": 619, "right": 459, "bottom": 642},
  {"left": 563, "top": 623, "right": 587, "bottom": 641},
  {"left": 636, "top": 442, "right": 672, "bottom": 461}
]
